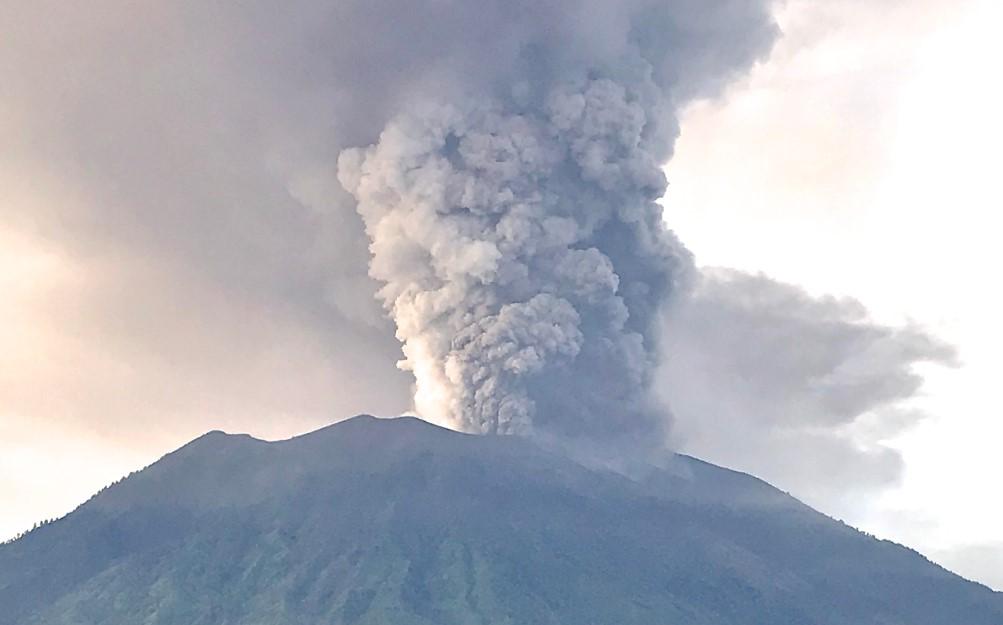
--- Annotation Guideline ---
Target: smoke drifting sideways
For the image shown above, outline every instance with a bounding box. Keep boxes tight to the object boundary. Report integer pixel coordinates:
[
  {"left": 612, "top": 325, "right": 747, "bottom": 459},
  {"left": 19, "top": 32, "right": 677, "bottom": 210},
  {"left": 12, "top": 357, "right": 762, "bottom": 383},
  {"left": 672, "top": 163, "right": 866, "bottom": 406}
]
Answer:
[
  {"left": 660, "top": 269, "right": 958, "bottom": 504},
  {"left": 338, "top": 0, "right": 779, "bottom": 447}
]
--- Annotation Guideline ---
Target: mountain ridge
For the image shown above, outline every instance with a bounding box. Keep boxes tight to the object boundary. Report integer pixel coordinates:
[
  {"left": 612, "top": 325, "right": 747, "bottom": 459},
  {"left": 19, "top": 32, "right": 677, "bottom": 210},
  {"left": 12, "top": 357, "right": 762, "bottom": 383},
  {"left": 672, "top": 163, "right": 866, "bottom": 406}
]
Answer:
[{"left": 2, "top": 415, "right": 1000, "bottom": 624}]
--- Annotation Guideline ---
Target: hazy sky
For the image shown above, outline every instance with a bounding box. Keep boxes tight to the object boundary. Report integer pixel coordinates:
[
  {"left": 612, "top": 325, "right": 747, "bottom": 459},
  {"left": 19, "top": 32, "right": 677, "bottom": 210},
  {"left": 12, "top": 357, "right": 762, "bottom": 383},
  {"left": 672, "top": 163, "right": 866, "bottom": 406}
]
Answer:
[
  {"left": 2, "top": 0, "right": 1000, "bottom": 591},
  {"left": 665, "top": 0, "right": 1002, "bottom": 590}
]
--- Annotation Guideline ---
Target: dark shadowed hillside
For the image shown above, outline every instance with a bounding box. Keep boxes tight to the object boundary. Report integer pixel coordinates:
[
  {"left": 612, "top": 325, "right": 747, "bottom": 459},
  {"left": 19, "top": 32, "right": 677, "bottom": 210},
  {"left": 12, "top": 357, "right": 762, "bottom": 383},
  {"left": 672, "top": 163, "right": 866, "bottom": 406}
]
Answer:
[{"left": 1, "top": 415, "right": 1000, "bottom": 624}]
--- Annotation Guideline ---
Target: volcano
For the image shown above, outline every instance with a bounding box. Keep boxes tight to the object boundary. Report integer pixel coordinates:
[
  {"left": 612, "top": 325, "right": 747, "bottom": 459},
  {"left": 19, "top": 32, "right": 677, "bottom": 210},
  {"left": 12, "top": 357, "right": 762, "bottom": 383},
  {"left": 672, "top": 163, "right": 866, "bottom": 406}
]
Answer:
[{"left": 2, "top": 415, "right": 1000, "bottom": 624}]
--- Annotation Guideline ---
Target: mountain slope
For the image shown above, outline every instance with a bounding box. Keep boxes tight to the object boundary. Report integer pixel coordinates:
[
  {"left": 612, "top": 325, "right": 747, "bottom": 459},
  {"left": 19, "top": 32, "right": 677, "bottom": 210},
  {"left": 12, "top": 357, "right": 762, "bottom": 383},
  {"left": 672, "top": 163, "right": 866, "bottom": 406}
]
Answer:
[{"left": 1, "top": 415, "right": 1000, "bottom": 624}]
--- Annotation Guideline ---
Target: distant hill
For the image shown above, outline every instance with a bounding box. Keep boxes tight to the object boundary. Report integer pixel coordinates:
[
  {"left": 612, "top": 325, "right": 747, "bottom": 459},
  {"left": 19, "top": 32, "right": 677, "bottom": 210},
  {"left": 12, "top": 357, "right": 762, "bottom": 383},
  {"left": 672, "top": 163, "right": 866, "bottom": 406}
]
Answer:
[{"left": 2, "top": 415, "right": 1000, "bottom": 624}]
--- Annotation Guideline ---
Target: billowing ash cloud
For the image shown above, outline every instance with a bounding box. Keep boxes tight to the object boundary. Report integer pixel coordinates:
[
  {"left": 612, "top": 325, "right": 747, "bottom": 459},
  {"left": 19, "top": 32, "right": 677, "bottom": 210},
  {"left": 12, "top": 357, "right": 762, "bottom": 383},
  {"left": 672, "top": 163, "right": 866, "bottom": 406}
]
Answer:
[
  {"left": 0, "top": 0, "right": 773, "bottom": 457},
  {"left": 0, "top": 0, "right": 967, "bottom": 543},
  {"left": 338, "top": 88, "right": 686, "bottom": 441},
  {"left": 337, "top": 1, "right": 779, "bottom": 444}
]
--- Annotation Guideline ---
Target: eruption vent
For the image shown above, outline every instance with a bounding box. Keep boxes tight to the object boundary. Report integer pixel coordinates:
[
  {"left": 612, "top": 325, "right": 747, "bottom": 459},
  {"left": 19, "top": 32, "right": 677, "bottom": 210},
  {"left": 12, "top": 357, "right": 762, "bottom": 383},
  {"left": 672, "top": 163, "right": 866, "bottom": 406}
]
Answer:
[{"left": 337, "top": 0, "right": 778, "bottom": 446}]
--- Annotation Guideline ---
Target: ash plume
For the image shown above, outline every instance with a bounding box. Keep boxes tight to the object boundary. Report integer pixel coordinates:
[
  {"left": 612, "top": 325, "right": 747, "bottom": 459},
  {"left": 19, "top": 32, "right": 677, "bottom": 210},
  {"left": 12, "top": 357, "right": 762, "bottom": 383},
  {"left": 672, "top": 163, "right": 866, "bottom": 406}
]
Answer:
[{"left": 337, "top": 0, "right": 779, "bottom": 446}]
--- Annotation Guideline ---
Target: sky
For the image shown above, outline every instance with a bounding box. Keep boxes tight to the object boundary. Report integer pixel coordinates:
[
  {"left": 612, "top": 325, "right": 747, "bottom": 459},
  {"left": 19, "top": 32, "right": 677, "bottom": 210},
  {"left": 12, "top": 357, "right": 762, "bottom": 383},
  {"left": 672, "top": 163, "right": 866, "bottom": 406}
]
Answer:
[
  {"left": 663, "top": 0, "right": 1003, "bottom": 589},
  {"left": 1, "top": 0, "right": 1000, "bottom": 591}
]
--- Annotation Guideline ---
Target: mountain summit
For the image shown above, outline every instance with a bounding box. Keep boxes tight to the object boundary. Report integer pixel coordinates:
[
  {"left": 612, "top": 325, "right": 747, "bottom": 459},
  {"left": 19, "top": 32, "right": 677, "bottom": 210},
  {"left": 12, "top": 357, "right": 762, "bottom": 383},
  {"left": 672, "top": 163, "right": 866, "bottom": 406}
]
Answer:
[{"left": 2, "top": 415, "right": 1000, "bottom": 624}]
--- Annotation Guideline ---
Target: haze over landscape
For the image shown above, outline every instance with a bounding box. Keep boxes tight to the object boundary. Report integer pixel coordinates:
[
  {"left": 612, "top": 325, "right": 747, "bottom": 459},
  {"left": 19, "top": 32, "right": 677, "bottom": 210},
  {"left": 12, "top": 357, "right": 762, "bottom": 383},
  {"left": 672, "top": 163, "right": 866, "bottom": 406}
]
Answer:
[{"left": 1, "top": 0, "right": 1000, "bottom": 613}]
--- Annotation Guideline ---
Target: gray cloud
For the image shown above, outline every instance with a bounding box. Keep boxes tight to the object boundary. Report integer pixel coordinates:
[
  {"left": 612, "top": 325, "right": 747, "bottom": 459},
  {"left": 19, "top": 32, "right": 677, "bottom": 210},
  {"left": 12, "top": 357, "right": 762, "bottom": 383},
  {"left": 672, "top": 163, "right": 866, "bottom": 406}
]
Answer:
[
  {"left": 658, "top": 268, "right": 957, "bottom": 505},
  {"left": 336, "top": 1, "right": 778, "bottom": 444},
  {"left": 1, "top": 1, "right": 414, "bottom": 445},
  {"left": 2, "top": 1, "right": 781, "bottom": 450},
  {"left": 2, "top": 1, "right": 956, "bottom": 515}
]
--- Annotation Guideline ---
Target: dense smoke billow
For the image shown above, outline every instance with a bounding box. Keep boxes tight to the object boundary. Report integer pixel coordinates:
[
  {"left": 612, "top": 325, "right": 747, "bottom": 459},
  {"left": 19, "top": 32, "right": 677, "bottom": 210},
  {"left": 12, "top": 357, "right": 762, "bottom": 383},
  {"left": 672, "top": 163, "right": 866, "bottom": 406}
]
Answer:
[
  {"left": 339, "top": 86, "right": 687, "bottom": 441},
  {"left": 0, "top": 0, "right": 777, "bottom": 449},
  {"left": 0, "top": 0, "right": 966, "bottom": 542},
  {"left": 337, "top": 0, "right": 778, "bottom": 445}
]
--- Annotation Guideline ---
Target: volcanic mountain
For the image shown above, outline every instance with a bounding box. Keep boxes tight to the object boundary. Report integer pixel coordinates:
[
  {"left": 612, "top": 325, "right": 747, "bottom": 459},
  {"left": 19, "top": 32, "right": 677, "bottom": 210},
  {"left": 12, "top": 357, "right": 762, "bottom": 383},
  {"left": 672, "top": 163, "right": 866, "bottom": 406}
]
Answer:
[{"left": 2, "top": 415, "right": 1000, "bottom": 624}]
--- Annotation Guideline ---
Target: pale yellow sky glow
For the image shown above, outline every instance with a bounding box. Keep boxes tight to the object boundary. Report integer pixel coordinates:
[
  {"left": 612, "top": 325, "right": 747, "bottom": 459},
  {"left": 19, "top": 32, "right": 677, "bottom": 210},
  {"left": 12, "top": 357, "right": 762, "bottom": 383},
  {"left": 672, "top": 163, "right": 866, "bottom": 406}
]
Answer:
[
  {"left": 2, "top": 0, "right": 1001, "bottom": 592},
  {"left": 667, "top": 0, "right": 1003, "bottom": 588}
]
